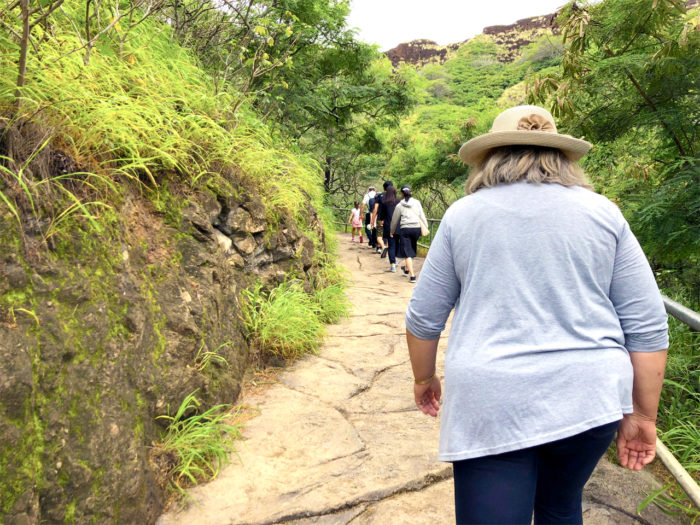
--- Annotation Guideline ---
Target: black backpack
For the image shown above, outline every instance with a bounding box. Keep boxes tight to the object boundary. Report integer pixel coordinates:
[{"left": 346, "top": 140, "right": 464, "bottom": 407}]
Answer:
[{"left": 366, "top": 195, "right": 375, "bottom": 222}]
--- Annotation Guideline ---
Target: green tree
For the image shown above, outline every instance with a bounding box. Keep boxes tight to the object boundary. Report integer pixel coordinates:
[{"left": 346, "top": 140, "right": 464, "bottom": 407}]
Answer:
[{"left": 528, "top": 0, "right": 700, "bottom": 295}]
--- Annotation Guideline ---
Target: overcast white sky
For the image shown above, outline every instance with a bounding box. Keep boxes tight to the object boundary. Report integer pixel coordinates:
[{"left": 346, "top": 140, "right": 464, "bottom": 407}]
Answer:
[{"left": 346, "top": 0, "right": 568, "bottom": 51}]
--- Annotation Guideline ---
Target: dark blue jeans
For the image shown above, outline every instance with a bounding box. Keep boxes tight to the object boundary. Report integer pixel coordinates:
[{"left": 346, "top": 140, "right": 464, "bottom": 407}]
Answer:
[{"left": 452, "top": 420, "right": 620, "bottom": 525}]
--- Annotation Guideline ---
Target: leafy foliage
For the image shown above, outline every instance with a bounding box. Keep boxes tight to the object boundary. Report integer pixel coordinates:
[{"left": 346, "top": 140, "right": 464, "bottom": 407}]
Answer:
[
  {"left": 528, "top": 0, "right": 700, "bottom": 295},
  {"left": 163, "top": 0, "right": 417, "bottom": 197}
]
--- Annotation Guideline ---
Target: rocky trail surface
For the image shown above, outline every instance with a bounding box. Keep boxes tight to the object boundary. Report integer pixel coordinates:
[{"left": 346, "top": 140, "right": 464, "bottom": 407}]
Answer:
[{"left": 158, "top": 233, "right": 680, "bottom": 525}]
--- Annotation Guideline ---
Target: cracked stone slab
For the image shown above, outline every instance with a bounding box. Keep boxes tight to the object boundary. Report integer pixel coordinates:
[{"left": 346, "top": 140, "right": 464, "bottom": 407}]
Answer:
[
  {"left": 159, "top": 385, "right": 366, "bottom": 525},
  {"left": 278, "top": 355, "right": 366, "bottom": 406},
  {"left": 344, "top": 347, "right": 447, "bottom": 415},
  {"left": 583, "top": 458, "right": 680, "bottom": 525},
  {"left": 160, "top": 394, "right": 449, "bottom": 525},
  {"left": 352, "top": 479, "right": 455, "bottom": 524},
  {"left": 344, "top": 364, "right": 421, "bottom": 415},
  {"left": 285, "top": 505, "right": 369, "bottom": 525},
  {"left": 321, "top": 336, "right": 406, "bottom": 382},
  {"left": 348, "top": 411, "right": 443, "bottom": 472}
]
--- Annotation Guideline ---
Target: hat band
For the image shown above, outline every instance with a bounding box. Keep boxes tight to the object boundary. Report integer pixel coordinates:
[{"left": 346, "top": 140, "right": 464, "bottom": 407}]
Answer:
[{"left": 515, "top": 114, "right": 555, "bottom": 132}]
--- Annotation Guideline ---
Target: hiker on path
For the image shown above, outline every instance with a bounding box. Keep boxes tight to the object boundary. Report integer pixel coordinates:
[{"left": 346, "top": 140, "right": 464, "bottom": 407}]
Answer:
[
  {"left": 404, "top": 105, "right": 669, "bottom": 525},
  {"left": 370, "top": 180, "right": 393, "bottom": 255},
  {"left": 361, "top": 186, "right": 377, "bottom": 248},
  {"left": 347, "top": 201, "right": 362, "bottom": 243},
  {"left": 377, "top": 184, "right": 399, "bottom": 272},
  {"left": 390, "top": 185, "right": 427, "bottom": 283}
]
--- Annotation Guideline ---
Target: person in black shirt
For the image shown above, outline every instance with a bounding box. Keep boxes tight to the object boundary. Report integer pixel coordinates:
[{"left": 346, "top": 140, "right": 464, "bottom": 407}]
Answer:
[
  {"left": 371, "top": 180, "right": 393, "bottom": 255},
  {"left": 377, "top": 184, "right": 399, "bottom": 272}
]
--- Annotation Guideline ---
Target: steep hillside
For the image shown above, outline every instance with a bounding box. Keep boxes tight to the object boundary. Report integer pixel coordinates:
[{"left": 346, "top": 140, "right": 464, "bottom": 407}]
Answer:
[{"left": 0, "top": 6, "right": 339, "bottom": 523}]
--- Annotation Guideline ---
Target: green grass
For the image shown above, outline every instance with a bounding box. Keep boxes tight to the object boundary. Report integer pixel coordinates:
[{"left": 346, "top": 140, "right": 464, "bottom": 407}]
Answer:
[
  {"left": 313, "top": 283, "right": 349, "bottom": 324},
  {"left": 242, "top": 281, "right": 326, "bottom": 360},
  {"left": 0, "top": 8, "right": 327, "bottom": 247},
  {"left": 195, "top": 342, "right": 231, "bottom": 372},
  {"left": 155, "top": 391, "right": 240, "bottom": 493}
]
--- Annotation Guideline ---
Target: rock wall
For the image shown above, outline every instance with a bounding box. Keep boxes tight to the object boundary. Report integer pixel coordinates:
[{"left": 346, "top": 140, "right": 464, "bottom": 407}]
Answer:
[{"left": 0, "top": 172, "right": 322, "bottom": 523}]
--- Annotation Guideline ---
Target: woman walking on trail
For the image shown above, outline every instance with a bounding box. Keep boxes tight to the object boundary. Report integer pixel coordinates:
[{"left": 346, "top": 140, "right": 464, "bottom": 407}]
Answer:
[
  {"left": 390, "top": 185, "right": 427, "bottom": 283},
  {"left": 405, "top": 105, "right": 668, "bottom": 525},
  {"left": 347, "top": 201, "right": 362, "bottom": 243},
  {"left": 378, "top": 184, "right": 399, "bottom": 272}
]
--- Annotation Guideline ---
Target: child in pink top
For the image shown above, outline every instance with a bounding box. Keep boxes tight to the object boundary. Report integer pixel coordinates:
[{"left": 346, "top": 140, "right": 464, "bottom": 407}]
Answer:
[{"left": 347, "top": 202, "right": 363, "bottom": 242}]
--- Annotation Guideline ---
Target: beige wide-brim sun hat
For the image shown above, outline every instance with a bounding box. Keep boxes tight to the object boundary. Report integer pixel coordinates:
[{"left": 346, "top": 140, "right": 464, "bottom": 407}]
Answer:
[{"left": 458, "top": 105, "right": 591, "bottom": 167}]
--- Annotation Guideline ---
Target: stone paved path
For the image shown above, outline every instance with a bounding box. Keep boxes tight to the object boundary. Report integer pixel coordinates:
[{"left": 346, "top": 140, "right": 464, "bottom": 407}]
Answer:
[{"left": 158, "top": 233, "right": 681, "bottom": 525}]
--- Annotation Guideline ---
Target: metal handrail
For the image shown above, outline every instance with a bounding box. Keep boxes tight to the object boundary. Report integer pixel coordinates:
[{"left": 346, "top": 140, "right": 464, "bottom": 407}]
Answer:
[
  {"left": 662, "top": 295, "right": 700, "bottom": 332},
  {"left": 657, "top": 295, "right": 700, "bottom": 507}
]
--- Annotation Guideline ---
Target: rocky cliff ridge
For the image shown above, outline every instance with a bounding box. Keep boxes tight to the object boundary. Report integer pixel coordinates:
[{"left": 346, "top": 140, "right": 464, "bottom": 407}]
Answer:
[{"left": 386, "top": 12, "right": 558, "bottom": 67}]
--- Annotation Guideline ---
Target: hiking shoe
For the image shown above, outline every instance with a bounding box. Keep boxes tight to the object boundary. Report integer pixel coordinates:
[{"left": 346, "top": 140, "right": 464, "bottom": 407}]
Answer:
[
  {"left": 409, "top": 276, "right": 417, "bottom": 283},
  {"left": 381, "top": 248, "right": 388, "bottom": 258}
]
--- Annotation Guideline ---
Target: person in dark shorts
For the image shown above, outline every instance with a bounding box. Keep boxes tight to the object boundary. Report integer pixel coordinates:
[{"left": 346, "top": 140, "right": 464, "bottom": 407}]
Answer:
[
  {"left": 389, "top": 185, "right": 427, "bottom": 283},
  {"left": 378, "top": 184, "right": 399, "bottom": 271}
]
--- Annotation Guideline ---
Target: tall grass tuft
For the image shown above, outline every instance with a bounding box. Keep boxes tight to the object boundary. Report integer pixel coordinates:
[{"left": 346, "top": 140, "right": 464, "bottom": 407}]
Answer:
[
  {"left": 313, "top": 283, "right": 349, "bottom": 324},
  {"left": 242, "top": 281, "right": 325, "bottom": 360},
  {"left": 155, "top": 391, "right": 240, "bottom": 493}
]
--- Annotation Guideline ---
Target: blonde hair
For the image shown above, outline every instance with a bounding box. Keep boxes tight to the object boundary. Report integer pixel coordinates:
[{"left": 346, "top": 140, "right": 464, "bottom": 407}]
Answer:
[{"left": 465, "top": 146, "right": 591, "bottom": 195}]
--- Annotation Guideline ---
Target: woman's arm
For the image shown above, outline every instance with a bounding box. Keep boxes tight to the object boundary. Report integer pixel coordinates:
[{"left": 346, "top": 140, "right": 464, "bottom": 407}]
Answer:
[
  {"left": 617, "top": 349, "right": 667, "bottom": 471},
  {"left": 607, "top": 216, "right": 669, "bottom": 470},
  {"left": 630, "top": 350, "right": 667, "bottom": 419},
  {"left": 407, "top": 329, "right": 441, "bottom": 417},
  {"left": 405, "top": 216, "right": 460, "bottom": 416}
]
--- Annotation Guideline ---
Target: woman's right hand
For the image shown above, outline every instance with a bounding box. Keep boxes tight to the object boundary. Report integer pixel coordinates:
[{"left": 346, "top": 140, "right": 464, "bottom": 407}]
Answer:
[{"left": 617, "top": 414, "right": 657, "bottom": 471}]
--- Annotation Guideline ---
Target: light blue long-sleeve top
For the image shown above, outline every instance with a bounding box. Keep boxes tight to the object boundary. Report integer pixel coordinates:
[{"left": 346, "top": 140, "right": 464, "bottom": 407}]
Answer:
[{"left": 405, "top": 181, "right": 668, "bottom": 461}]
